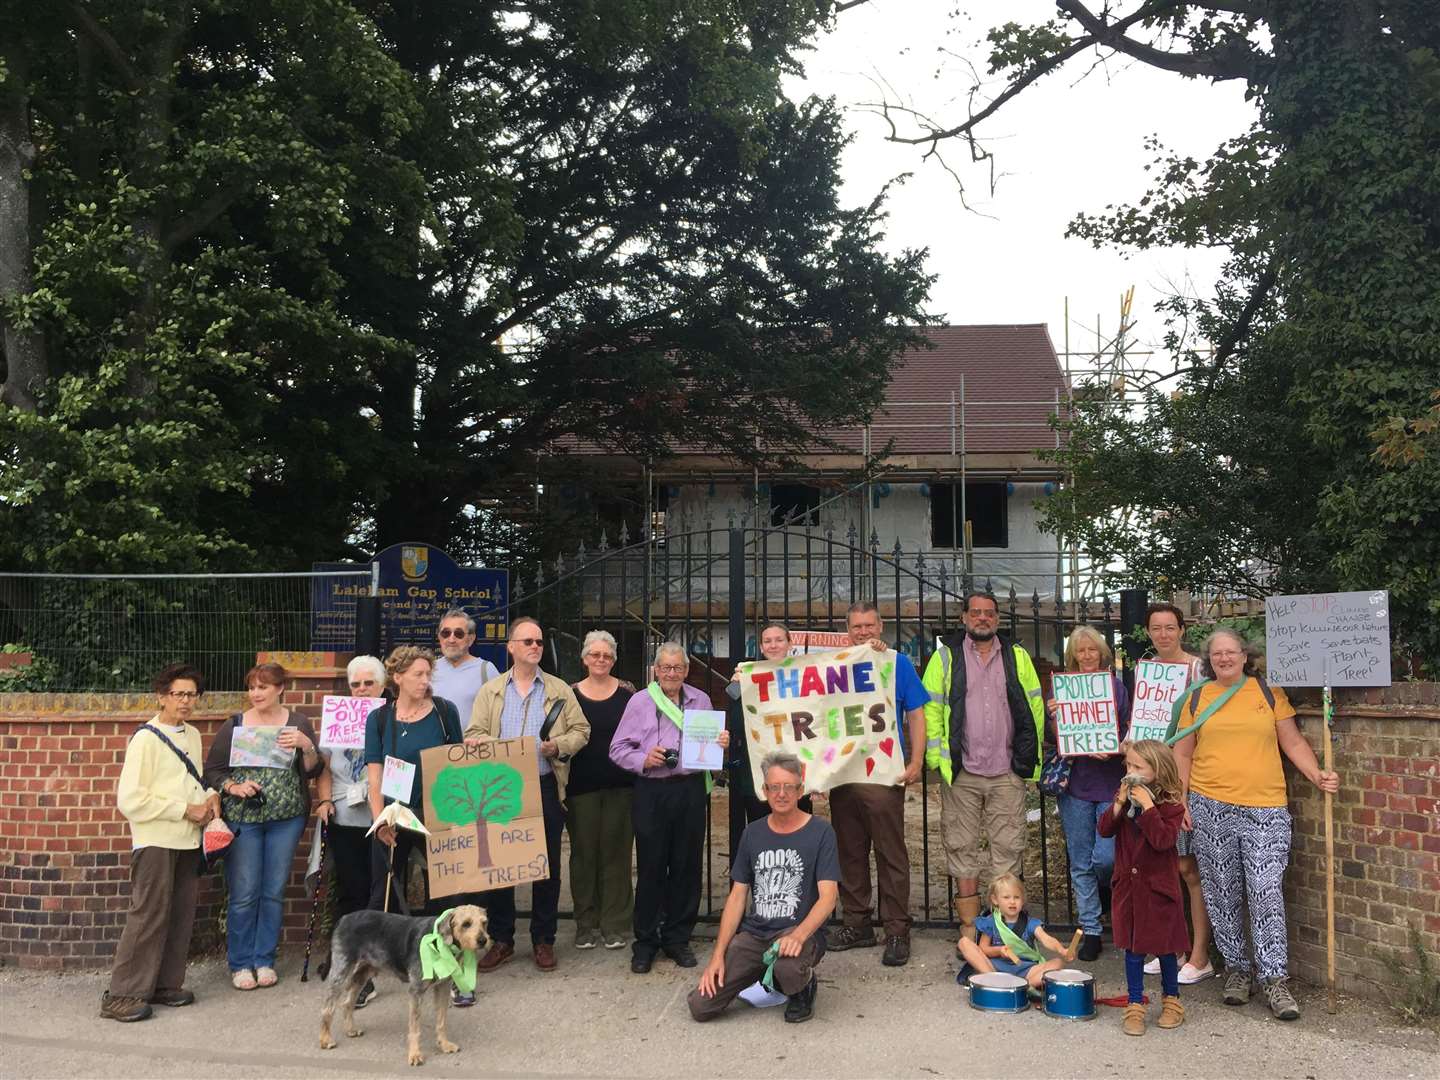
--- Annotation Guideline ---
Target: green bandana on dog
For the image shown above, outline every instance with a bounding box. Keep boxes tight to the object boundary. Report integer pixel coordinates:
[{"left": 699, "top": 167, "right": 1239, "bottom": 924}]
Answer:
[{"left": 419, "top": 908, "right": 477, "bottom": 994}]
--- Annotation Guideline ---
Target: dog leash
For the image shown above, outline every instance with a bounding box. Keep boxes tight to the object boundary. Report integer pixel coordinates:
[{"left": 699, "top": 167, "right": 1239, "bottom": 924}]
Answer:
[{"left": 419, "top": 908, "right": 477, "bottom": 993}]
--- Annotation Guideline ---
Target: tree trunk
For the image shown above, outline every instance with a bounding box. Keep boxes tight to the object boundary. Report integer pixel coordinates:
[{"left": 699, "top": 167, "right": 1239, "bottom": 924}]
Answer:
[
  {"left": 474, "top": 817, "right": 492, "bottom": 868},
  {"left": 0, "top": 51, "right": 46, "bottom": 412}
]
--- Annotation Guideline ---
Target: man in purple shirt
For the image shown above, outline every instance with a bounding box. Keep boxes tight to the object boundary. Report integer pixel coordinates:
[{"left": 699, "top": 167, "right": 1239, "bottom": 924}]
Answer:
[{"left": 609, "top": 642, "right": 729, "bottom": 974}]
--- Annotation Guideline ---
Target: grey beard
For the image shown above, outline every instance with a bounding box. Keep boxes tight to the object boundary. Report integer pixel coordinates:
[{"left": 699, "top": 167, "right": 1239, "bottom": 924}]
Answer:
[{"left": 968, "top": 628, "right": 996, "bottom": 641}]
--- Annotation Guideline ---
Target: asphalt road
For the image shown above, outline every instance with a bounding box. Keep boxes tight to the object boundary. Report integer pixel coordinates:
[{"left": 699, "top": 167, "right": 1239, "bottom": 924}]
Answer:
[{"left": 3, "top": 932, "right": 1435, "bottom": 1079}]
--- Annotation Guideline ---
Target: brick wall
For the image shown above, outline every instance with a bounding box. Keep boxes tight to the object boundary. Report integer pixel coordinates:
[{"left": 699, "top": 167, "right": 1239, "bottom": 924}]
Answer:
[
  {"left": 1286, "top": 683, "right": 1440, "bottom": 1000},
  {"left": 0, "top": 655, "right": 350, "bottom": 972}
]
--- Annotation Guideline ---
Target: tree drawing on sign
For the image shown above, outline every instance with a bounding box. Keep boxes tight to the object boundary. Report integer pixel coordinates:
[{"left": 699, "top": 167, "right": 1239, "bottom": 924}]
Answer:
[{"left": 431, "top": 763, "right": 524, "bottom": 868}]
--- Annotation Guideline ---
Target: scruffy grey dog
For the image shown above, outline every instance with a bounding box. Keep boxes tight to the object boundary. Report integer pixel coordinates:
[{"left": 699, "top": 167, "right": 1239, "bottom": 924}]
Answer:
[{"left": 320, "top": 905, "right": 489, "bottom": 1066}]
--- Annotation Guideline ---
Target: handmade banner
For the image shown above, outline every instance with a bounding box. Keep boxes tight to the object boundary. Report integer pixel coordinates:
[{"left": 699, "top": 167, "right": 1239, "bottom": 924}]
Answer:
[
  {"left": 320, "top": 695, "right": 385, "bottom": 750},
  {"left": 421, "top": 737, "right": 549, "bottom": 898},
  {"left": 229, "top": 726, "right": 291, "bottom": 768},
  {"left": 1129, "top": 661, "right": 1193, "bottom": 743},
  {"left": 736, "top": 647, "right": 902, "bottom": 794},
  {"left": 1265, "top": 591, "right": 1391, "bottom": 687},
  {"left": 1052, "top": 672, "right": 1120, "bottom": 757}
]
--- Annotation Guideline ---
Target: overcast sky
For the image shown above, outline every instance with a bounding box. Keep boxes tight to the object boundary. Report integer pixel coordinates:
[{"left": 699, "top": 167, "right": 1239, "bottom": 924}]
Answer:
[{"left": 791, "top": 0, "right": 1258, "bottom": 373}]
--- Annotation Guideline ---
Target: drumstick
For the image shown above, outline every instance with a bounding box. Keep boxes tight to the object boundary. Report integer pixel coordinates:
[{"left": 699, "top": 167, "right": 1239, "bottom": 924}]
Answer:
[{"left": 1065, "top": 928, "right": 1083, "bottom": 958}]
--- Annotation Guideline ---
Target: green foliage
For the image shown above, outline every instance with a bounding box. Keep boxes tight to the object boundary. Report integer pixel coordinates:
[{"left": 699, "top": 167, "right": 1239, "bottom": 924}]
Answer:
[
  {"left": 0, "top": 1, "right": 932, "bottom": 573},
  {"left": 0, "top": 642, "right": 59, "bottom": 691},
  {"left": 926, "top": 1, "right": 1440, "bottom": 672}
]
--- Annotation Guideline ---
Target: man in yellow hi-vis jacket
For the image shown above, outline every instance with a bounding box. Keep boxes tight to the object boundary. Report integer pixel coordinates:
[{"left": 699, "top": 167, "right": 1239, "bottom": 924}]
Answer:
[{"left": 921, "top": 591, "right": 1044, "bottom": 944}]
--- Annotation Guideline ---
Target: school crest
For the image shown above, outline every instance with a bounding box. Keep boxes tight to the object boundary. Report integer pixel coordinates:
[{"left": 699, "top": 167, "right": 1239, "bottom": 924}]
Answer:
[{"left": 401, "top": 545, "right": 429, "bottom": 582}]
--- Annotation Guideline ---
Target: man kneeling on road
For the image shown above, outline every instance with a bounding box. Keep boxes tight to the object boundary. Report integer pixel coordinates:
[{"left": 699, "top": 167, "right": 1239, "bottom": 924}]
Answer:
[{"left": 688, "top": 751, "right": 839, "bottom": 1025}]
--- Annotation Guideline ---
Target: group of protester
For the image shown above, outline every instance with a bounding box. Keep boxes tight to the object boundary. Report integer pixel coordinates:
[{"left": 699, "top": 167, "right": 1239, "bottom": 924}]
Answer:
[{"left": 99, "top": 595, "right": 1338, "bottom": 1035}]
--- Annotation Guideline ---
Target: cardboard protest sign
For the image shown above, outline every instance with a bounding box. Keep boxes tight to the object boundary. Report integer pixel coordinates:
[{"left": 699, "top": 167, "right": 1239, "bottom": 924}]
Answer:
[
  {"left": 229, "top": 726, "right": 291, "bottom": 768},
  {"left": 1265, "top": 591, "right": 1391, "bottom": 687},
  {"left": 1129, "top": 661, "right": 1193, "bottom": 743},
  {"left": 681, "top": 709, "right": 725, "bottom": 771},
  {"left": 320, "top": 695, "right": 385, "bottom": 750},
  {"left": 421, "top": 737, "right": 549, "bottom": 898},
  {"left": 737, "top": 647, "right": 902, "bottom": 794},
  {"left": 1052, "top": 672, "right": 1120, "bottom": 757}
]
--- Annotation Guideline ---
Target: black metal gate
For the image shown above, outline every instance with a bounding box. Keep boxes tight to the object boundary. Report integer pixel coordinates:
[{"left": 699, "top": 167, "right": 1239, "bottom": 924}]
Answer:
[{"left": 505, "top": 523, "right": 1121, "bottom": 930}]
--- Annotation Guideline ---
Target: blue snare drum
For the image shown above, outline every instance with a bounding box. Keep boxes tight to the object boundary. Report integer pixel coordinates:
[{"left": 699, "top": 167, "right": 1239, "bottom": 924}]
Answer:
[
  {"left": 967, "top": 972, "right": 1030, "bottom": 1013},
  {"left": 1043, "top": 968, "right": 1096, "bottom": 1021}
]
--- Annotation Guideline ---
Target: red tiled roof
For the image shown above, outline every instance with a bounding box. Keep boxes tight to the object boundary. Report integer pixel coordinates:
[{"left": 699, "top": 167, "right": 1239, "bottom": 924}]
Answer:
[{"left": 555, "top": 324, "right": 1068, "bottom": 458}]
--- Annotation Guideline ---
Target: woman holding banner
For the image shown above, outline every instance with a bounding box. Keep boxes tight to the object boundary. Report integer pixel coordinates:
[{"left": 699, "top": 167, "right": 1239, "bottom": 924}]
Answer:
[
  {"left": 1045, "top": 625, "right": 1129, "bottom": 962},
  {"left": 311, "top": 655, "right": 386, "bottom": 993},
  {"left": 1140, "top": 603, "right": 1212, "bottom": 984},
  {"left": 1171, "top": 629, "right": 1339, "bottom": 1021}
]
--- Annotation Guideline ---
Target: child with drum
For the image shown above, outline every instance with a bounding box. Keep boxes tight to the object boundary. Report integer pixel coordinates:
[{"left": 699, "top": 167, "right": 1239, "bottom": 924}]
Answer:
[
  {"left": 1098, "top": 739, "right": 1191, "bottom": 1036},
  {"left": 956, "top": 874, "right": 1078, "bottom": 997}
]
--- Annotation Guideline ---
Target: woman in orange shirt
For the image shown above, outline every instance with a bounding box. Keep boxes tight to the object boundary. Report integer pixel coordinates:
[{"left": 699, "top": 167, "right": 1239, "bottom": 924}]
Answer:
[{"left": 1171, "top": 629, "right": 1338, "bottom": 1023}]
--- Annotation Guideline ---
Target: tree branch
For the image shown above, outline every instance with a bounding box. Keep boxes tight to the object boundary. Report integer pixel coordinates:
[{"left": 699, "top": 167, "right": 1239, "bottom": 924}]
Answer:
[
  {"left": 162, "top": 181, "right": 248, "bottom": 252},
  {"left": 66, "top": 2, "right": 143, "bottom": 92},
  {"left": 1056, "top": 0, "right": 1259, "bottom": 81},
  {"left": 1201, "top": 257, "right": 1278, "bottom": 395}
]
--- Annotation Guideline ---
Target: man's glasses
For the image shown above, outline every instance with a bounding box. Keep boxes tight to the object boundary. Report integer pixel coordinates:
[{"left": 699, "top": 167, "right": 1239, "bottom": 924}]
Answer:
[
  {"left": 439, "top": 628, "right": 471, "bottom": 639},
  {"left": 967, "top": 609, "right": 998, "bottom": 619},
  {"left": 764, "top": 782, "right": 803, "bottom": 795},
  {"left": 655, "top": 664, "right": 686, "bottom": 675},
  {"left": 511, "top": 637, "right": 544, "bottom": 647},
  {"left": 166, "top": 691, "right": 201, "bottom": 701}
]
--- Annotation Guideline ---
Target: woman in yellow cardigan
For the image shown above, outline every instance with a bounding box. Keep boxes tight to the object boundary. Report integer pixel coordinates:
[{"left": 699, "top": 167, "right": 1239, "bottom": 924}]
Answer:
[{"left": 101, "top": 663, "right": 220, "bottom": 1023}]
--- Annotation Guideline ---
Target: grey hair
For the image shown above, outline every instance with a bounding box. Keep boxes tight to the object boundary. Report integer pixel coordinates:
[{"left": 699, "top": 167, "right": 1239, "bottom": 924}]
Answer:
[
  {"left": 440, "top": 607, "right": 476, "bottom": 635},
  {"left": 1199, "top": 627, "right": 1262, "bottom": 679},
  {"left": 760, "top": 750, "right": 804, "bottom": 783},
  {"left": 346, "top": 654, "right": 387, "bottom": 687},
  {"left": 581, "top": 629, "right": 618, "bottom": 662},
  {"left": 654, "top": 641, "right": 688, "bottom": 667}
]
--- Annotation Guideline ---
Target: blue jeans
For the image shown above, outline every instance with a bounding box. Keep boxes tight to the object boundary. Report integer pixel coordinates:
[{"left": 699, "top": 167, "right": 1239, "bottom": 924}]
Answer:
[
  {"left": 225, "top": 815, "right": 306, "bottom": 972},
  {"left": 1057, "top": 793, "right": 1115, "bottom": 935}
]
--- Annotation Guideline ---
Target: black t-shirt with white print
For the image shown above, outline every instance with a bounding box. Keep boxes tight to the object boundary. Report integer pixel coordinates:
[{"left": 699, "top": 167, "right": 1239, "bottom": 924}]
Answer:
[{"left": 731, "top": 815, "right": 840, "bottom": 939}]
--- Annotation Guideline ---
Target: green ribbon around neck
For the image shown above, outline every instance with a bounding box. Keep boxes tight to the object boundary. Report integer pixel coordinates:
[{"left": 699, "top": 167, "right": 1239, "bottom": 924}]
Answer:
[
  {"left": 646, "top": 681, "right": 713, "bottom": 794},
  {"left": 993, "top": 915, "right": 1044, "bottom": 964},
  {"left": 1165, "top": 677, "right": 1244, "bottom": 745},
  {"left": 418, "top": 908, "right": 477, "bottom": 994}
]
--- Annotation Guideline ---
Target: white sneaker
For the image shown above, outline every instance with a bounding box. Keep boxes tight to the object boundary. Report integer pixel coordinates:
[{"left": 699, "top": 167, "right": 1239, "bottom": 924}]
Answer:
[
  {"left": 1143, "top": 957, "right": 1161, "bottom": 975},
  {"left": 1178, "top": 962, "right": 1215, "bottom": 984}
]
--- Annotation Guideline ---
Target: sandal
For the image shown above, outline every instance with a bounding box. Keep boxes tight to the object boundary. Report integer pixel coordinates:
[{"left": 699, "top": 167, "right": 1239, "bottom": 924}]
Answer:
[
  {"left": 256, "top": 966, "right": 278, "bottom": 988},
  {"left": 232, "top": 969, "right": 257, "bottom": 991}
]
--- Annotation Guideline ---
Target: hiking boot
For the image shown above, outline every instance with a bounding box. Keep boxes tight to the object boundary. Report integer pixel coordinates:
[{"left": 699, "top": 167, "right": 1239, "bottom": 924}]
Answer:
[
  {"left": 1264, "top": 977, "right": 1301, "bottom": 1020},
  {"left": 827, "top": 925, "right": 877, "bottom": 951},
  {"left": 881, "top": 935, "right": 910, "bottom": 967},
  {"left": 148, "top": 988, "right": 194, "bottom": 1007},
  {"left": 100, "top": 992, "right": 153, "bottom": 1023},
  {"left": 1078, "top": 934, "right": 1103, "bottom": 962},
  {"left": 1122, "top": 1002, "right": 1147, "bottom": 1036},
  {"left": 783, "top": 976, "right": 816, "bottom": 1023},
  {"left": 353, "top": 980, "right": 376, "bottom": 1009},
  {"left": 1157, "top": 995, "right": 1185, "bottom": 1029},
  {"left": 1222, "top": 968, "right": 1253, "bottom": 1005}
]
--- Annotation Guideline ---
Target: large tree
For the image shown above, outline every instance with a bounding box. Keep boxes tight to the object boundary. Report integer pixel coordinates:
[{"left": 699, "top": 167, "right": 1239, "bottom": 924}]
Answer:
[
  {"left": 0, "top": 1, "right": 931, "bottom": 572},
  {"left": 873, "top": 1, "right": 1440, "bottom": 669}
]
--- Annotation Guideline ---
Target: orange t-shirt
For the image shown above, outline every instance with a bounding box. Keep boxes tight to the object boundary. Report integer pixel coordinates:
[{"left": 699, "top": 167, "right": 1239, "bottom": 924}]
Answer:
[{"left": 1186, "top": 679, "right": 1295, "bottom": 808}]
